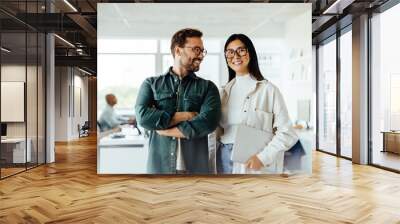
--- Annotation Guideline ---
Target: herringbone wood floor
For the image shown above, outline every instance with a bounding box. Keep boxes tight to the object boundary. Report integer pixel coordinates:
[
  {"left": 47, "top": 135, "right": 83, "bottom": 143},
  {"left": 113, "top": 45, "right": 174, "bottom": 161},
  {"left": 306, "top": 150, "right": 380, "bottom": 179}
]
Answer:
[{"left": 1, "top": 135, "right": 400, "bottom": 224}]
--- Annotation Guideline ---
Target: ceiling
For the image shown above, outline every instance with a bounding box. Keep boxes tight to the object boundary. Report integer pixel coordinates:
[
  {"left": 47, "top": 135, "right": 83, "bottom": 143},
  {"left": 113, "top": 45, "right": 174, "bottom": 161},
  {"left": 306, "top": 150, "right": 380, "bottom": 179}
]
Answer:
[
  {"left": 0, "top": 0, "right": 392, "bottom": 75},
  {"left": 98, "top": 3, "right": 308, "bottom": 39}
]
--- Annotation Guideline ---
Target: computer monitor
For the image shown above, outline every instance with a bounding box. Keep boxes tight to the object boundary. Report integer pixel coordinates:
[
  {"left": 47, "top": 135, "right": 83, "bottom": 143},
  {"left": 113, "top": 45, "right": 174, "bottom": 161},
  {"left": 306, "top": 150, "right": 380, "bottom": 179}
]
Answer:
[{"left": 1, "top": 123, "right": 7, "bottom": 137}]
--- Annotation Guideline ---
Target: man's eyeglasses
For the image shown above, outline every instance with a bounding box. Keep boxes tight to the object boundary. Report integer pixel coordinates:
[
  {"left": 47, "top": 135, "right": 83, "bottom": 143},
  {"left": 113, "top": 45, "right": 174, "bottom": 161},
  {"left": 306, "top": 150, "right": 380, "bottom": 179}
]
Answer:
[
  {"left": 225, "top": 47, "right": 248, "bottom": 59},
  {"left": 184, "top": 46, "right": 207, "bottom": 57}
]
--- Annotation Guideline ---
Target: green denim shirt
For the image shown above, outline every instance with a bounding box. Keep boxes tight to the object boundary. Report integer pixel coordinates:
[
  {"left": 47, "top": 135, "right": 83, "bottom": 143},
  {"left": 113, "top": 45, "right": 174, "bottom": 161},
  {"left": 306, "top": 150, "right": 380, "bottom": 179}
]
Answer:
[{"left": 135, "top": 68, "right": 221, "bottom": 174}]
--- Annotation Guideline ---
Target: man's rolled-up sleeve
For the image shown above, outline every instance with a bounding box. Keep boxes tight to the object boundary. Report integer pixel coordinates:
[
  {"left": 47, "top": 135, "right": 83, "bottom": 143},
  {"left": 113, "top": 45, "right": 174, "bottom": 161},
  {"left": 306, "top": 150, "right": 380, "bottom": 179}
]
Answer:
[
  {"left": 177, "top": 81, "right": 221, "bottom": 139},
  {"left": 135, "top": 78, "right": 172, "bottom": 130}
]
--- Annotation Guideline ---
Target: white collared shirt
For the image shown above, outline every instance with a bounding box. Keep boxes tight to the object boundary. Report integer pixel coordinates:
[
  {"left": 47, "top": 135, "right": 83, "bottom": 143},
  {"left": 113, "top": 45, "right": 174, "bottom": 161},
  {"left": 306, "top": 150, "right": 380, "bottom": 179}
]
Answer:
[{"left": 98, "top": 105, "right": 122, "bottom": 131}]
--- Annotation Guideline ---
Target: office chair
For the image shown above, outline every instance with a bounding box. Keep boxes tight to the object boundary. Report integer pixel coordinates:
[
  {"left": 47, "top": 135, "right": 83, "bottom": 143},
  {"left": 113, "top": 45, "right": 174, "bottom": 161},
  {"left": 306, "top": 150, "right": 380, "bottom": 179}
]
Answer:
[
  {"left": 78, "top": 121, "right": 90, "bottom": 138},
  {"left": 132, "top": 118, "right": 142, "bottom": 135},
  {"left": 97, "top": 121, "right": 104, "bottom": 132}
]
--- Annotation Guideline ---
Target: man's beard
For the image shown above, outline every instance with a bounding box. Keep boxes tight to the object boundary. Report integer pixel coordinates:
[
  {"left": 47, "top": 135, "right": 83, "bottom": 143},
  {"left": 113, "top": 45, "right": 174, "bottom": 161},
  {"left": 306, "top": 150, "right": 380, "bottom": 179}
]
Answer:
[{"left": 186, "top": 58, "right": 202, "bottom": 72}]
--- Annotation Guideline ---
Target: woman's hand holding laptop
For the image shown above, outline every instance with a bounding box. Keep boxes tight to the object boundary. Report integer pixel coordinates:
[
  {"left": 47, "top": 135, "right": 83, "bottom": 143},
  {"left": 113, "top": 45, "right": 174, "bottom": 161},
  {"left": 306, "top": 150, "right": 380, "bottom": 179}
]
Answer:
[{"left": 246, "top": 155, "right": 264, "bottom": 170}]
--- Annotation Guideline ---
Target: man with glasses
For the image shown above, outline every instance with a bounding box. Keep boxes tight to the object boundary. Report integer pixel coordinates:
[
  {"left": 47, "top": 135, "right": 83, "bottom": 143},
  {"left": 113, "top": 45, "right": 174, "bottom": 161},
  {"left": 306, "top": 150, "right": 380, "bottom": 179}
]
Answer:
[{"left": 135, "top": 28, "right": 221, "bottom": 174}]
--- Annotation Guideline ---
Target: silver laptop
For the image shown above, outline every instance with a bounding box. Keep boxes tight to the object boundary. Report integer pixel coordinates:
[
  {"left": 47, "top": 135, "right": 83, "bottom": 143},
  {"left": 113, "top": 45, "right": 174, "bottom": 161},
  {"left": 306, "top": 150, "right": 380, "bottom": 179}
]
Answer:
[{"left": 231, "top": 125, "right": 272, "bottom": 163}]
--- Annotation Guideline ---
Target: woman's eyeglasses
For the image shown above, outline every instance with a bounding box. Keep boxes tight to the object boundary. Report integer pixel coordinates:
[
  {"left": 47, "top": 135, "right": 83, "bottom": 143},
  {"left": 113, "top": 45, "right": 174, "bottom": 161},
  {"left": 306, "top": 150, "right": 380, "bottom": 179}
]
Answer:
[
  {"left": 225, "top": 47, "right": 248, "bottom": 59},
  {"left": 184, "top": 46, "right": 207, "bottom": 57}
]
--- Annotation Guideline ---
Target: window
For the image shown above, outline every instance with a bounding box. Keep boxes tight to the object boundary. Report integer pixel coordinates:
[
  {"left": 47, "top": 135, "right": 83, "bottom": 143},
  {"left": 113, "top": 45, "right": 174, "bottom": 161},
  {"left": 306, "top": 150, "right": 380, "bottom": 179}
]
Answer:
[
  {"left": 0, "top": 4, "right": 46, "bottom": 179},
  {"left": 340, "top": 29, "right": 352, "bottom": 158},
  {"left": 162, "top": 54, "right": 173, "bottom": 72},
  {"left": 371, "top": 3, "right": 400, "bottom": 171},
  {"left": 97, "top": 54, "right": 156, "bottom": 114},
  {"left": 318, "top": 37, "right": 337, "bottom": 154}
]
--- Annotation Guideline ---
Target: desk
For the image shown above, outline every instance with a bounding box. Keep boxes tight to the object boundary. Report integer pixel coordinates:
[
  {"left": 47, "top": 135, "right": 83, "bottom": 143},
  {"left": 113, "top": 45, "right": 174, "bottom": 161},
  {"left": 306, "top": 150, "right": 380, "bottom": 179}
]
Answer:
[
  {"left": 284, "top": 130, "right": 314, "bottom": 175},
  {"left": 98, "top": 128, "right": 148, "bottom": 174},
  {"left": 382, "top": 131, "right": 400, "bottom": 154},
  {"left": 1, "top": 138, "right": 31, "bottom": 163}
]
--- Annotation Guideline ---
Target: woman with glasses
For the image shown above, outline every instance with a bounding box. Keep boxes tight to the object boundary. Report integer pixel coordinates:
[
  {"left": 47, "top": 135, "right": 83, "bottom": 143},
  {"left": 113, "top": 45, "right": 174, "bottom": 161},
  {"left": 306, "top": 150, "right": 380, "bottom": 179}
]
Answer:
[{"left": 216, "top": 34, "right": 298, "bottom": 174}]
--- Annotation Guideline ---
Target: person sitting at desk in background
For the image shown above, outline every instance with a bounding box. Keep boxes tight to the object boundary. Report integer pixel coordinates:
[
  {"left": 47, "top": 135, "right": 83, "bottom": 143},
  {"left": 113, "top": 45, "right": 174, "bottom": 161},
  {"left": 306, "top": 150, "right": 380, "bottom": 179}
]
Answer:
[{"left": 98, "top": 94, "right": 135, "bottom": 132}]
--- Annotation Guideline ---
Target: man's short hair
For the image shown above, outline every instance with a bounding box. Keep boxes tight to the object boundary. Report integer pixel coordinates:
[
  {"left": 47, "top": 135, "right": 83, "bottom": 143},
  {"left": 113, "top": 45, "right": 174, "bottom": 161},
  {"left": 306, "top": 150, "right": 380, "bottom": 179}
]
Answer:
[
  {"left": 105, "top": 94, "right": 115, "bottom": 105},
  {"left": 170, "top": 28, "right": 203, "bottom": 57}
]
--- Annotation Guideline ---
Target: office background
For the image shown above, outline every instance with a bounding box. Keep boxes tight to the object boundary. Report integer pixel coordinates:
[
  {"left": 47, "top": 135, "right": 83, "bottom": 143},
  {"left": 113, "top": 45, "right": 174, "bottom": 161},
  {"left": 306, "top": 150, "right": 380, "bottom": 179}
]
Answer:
[{"left": 1, "top": 0, "right": 399, "bottom": 177}]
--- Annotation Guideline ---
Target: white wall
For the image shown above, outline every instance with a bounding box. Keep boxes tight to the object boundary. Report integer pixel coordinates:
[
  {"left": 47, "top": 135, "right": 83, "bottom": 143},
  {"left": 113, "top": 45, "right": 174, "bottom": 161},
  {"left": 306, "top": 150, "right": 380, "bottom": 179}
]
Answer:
[
  {"left": 55, "top": 66, "right": 68, "bottom": 141},
  {"left": 282, "top": 10, "right": 313, "bottom": 125},
  {"left": 55, "top": 67, "right": 89, "bottom": 141}
]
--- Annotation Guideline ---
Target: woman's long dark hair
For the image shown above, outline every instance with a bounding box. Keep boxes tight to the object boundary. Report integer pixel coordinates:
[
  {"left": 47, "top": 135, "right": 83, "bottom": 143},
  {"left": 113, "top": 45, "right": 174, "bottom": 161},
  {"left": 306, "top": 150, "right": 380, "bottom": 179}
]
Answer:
[{"left": 224, "top": 34, "right": 265, "bottom": 82}]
